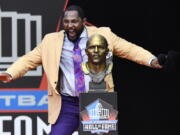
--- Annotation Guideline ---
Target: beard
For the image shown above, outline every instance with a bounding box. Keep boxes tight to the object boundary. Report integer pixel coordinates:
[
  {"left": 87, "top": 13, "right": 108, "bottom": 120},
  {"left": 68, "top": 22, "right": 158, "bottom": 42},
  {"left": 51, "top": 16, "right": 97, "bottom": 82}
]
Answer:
[{"left": 65, "top": 27, "right": 84, "bottom": 42}]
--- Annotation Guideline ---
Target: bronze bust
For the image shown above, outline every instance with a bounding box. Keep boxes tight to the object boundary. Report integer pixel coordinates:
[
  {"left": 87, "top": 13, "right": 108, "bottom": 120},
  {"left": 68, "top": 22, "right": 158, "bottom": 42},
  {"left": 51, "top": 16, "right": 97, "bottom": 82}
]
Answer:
[{"left": 82, "top": 34, "right": 113, "bottom": 92}]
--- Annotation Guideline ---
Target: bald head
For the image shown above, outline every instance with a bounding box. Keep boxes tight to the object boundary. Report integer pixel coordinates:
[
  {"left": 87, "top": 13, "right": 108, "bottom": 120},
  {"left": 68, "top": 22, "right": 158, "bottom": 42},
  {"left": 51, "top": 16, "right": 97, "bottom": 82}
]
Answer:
[
  {"left": 87, "top": 34, "right": 108, "bottom": 48},
  {"left": 86, "top": 34, "right": 109, "bottom": 65}
]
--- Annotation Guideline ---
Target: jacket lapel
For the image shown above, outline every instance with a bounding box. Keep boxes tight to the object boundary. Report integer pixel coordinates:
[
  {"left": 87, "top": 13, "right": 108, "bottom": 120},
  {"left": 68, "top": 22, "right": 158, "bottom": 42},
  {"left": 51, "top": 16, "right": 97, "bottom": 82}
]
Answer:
[{"left": 54, "top": 31, "right": 64, "bottom": 71}]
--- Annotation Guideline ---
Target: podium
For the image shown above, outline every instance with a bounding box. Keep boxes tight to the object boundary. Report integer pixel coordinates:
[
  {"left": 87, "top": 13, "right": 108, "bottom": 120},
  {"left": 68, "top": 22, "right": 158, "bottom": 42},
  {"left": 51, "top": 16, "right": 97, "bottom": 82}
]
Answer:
[{"left": 79, "top": 92, "right": 118, "bottom": 135}]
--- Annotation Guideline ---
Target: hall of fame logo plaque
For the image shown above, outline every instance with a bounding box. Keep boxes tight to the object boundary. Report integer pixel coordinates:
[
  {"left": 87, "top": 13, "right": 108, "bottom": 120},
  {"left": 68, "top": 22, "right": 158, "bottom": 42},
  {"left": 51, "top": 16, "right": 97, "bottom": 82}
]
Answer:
[{"left": 80, "top": 98, "right": 118, "bottom": 135}]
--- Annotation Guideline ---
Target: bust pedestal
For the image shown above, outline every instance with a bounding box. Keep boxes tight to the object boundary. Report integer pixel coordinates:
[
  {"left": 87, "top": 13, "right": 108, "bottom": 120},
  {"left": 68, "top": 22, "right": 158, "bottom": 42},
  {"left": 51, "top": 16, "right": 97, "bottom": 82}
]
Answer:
[{"left": 79, "top": 86, "right": 118, "bottom": 135}]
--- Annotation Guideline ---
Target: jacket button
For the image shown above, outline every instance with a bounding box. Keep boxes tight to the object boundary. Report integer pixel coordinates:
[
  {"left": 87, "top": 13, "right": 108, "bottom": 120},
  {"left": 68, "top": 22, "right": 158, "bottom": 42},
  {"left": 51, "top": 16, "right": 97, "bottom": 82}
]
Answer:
[{"left": 54, "top": 81, "right": 57, "bottom": 84}]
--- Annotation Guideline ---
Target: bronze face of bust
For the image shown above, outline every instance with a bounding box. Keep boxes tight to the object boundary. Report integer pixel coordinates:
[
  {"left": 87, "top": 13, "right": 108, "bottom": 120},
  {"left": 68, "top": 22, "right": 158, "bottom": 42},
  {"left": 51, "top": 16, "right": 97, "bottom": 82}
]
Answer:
[
  {"left": 86, "top": 34, "right": 109, "bottom": 65},
  {"left": 86, "top": 34, "right": 109, "bottom": 74},
  {"left": 82, "top": 34, "right": 113, "bottom": 84}
]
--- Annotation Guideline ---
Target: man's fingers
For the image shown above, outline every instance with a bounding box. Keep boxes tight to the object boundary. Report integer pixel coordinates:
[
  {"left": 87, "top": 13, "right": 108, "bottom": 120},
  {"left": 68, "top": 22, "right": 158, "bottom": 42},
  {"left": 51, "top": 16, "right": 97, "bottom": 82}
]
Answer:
[
  {"left": 151, "top": 58, "right": 163, "bottom": 69},
  {"left": 156, "top": 64, "right": 163, "bottom": 69},
  {"left": 0, "top": 73, "right": 12, "bottom": 83}
]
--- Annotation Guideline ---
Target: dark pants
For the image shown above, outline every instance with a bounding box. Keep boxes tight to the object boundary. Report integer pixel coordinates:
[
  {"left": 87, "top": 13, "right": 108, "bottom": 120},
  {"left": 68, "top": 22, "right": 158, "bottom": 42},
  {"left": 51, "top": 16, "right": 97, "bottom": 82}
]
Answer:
[{"left": 50, "top": 95, "right": 79, "bottom": 135}]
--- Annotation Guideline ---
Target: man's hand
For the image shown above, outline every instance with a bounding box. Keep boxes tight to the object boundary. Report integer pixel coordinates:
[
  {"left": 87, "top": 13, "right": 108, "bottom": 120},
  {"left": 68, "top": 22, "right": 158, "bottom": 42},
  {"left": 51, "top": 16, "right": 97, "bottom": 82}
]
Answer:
[
  {"left": 0, "top": 73, "right": 12, "bottom": 83},
  {"left": 150, "top": 58, "right": 163, "bottom": 69}
]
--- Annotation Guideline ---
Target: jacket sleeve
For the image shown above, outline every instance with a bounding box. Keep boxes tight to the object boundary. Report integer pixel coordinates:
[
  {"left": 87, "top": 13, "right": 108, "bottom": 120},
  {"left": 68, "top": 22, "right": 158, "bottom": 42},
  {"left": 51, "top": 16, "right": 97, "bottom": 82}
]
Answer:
[
  {"left": 5, "top": 36, "right": 47, "bottom": 80},
  {"left": 106, "top": 28, "right": 156, "bottom": 67}
]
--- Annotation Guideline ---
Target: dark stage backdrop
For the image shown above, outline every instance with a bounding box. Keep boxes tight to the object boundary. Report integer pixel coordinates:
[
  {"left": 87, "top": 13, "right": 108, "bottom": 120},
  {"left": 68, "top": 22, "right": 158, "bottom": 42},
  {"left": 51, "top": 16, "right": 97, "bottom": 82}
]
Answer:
[
  {"left": 0, "top": 0, "right": 180, "bottom": 135},
  {"left": 67, "top": 1, "right": 180, "bottom": 135}
]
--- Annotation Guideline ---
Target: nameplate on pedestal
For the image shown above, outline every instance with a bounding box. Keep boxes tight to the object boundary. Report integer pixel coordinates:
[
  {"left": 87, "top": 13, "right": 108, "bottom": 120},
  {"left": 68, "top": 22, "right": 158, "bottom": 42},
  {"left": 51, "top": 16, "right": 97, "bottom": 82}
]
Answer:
[{"left": 89, "top": 81, "right": 107, "bottom": 92}]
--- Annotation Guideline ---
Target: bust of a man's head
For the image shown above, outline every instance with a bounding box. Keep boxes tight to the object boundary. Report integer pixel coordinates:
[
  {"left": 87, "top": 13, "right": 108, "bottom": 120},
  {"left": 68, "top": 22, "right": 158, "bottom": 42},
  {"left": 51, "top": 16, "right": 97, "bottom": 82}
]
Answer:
[
  {"left": 82, "top": 34, "right": 113, "bottom": 84},
  {"left": 85, "top": 34, "right": 109, "bottom": 74},
  {"left": 86, "top": 34, "right": 109, "bottom": 65}
]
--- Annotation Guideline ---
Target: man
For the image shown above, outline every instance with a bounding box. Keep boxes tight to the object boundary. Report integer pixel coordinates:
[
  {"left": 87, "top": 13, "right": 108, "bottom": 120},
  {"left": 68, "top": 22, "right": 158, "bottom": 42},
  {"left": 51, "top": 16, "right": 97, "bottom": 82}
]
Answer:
[{"left": 0, "top": 5, "right": 162, "bottom": 135}]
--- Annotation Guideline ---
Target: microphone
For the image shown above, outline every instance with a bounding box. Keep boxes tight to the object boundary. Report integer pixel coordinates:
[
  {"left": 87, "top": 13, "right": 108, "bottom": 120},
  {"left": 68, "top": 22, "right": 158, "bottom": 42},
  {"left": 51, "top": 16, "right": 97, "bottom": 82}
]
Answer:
[
  {"left": 158, "top": 53, "right": 167, "bottom": 66},
  {"left": 158, "top": 50, "right": 180, "bottom": 71}
]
